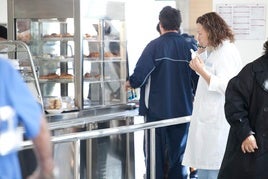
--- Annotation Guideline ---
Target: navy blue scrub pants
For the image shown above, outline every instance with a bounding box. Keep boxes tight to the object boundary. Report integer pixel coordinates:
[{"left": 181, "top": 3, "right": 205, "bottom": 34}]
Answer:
[{"left": 144, "top": 119, "right": 189, "bottom": 179}]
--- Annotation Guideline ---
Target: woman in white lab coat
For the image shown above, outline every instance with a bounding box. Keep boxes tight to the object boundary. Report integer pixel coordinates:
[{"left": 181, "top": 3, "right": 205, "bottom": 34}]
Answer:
[{"left": 182, "top": 12, "right": 242, "bottom": 179}]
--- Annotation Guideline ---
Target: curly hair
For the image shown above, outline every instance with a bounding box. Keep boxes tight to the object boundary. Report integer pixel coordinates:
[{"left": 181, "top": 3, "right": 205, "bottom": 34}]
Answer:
[{"left": 196, "top": 12, "right": 234, "bottom": 48}]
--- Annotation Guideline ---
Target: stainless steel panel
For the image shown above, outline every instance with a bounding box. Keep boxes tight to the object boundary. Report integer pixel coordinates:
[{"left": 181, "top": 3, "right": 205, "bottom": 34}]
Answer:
[
  {"left": 53, "top": 127, "right": 83, "bottom": 179},
  {"left": 86, "top": 117, "right": 135, "bottom": 179},
  {"left": 13, "top": 0, "right": 74, "bottom": 19},
  {"left": 54, "top": 142, "right": 76, "bottom": 179}
]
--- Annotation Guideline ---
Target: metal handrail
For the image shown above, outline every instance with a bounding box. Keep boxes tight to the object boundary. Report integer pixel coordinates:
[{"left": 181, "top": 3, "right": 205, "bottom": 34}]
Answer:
[
  {"left": 47, "top": 108, "right": 138, "bottom": 130},
  {"left": 21, "top": 116, "right": 190, "bottom": 147},
  {"left": 21, "top": 116, "right": 190, "bottom": 179},
  {"left": 0, "top": 40, "right": 44, "bottom": 109}
]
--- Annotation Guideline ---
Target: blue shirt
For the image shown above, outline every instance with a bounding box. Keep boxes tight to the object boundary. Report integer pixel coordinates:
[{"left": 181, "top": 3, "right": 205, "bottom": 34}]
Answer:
[
  {"left": 0, "top": 57, "right": 42, "bottom": 179},
  {"left": 129, "top": 32, "right": 198, "bottom": 121}
]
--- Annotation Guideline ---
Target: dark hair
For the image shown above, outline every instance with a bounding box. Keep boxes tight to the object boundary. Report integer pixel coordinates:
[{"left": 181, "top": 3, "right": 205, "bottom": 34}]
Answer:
[
  {"left": 156, "top": 23, "right": 161, "bottom": 34},
  {"left": 159, "top": 6, "right": 181, "bottom": 31},
  {"left": 263, "top": 40, "right": 268, "bottom": 55},
  {"left": 0, "top": 25, "right": 7, "bottom": 39},
  {"left": 196, "top": 12, "right": 234, "bottom": 48}
]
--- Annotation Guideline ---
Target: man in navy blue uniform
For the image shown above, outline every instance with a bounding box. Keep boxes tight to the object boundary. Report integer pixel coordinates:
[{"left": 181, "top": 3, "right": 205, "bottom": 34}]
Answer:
[{"left": 126, "top": 6, "right": 198, "bottom": 179}]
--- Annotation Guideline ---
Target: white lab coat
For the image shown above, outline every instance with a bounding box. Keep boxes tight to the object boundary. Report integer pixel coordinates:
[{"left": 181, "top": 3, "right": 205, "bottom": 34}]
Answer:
[{"left": 182, "top": 40, "right": 242, "bottom": 169}]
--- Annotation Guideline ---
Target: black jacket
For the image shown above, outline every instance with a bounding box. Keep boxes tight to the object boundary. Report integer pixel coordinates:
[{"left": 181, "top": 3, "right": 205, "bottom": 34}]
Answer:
[{"left": 218, "top": 54, "right": 268, "bottom": 179}]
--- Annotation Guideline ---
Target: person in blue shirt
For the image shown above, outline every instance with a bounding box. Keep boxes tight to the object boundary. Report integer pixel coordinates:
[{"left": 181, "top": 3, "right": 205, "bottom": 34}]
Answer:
[
  {"left": 126, "top": 6, "right": 198, "bottom": 179},
  {"left": 0, "top": 57, "right": 55, "bottom": 179}
]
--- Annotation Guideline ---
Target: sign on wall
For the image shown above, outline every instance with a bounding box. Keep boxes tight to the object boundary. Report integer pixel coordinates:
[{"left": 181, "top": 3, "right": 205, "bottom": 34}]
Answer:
[{"left": 216, "top": 3, "right": 266, "bottom": 40}]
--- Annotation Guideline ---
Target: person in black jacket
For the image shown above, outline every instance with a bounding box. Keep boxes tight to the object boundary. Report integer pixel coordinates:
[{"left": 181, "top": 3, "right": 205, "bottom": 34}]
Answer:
[
  {"left": 218, "top": 40, "right": 268, "bottom": 179},
  {"left": 0, "top": 25, "right": 7, "bottom": 40}
]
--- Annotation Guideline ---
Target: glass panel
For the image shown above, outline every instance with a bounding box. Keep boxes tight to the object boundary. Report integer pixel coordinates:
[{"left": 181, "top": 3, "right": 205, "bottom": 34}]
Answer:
[
  {"left": 104, "top": 81, "right": 124, "bottom": 105},
  {"left": 16, "top": 18, "right": 76, "bottom": 112},
  {"left": 82, "top": 18, "right": 127, "bottom": 109},
  {"left": 13, "top": 2, "right": 128, "bottom": 111}
]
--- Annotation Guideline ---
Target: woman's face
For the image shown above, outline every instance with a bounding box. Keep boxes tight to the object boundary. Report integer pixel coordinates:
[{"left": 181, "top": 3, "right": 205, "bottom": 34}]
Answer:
[{"left": 196, "top": 23, "right": 209, "bottom": 48}]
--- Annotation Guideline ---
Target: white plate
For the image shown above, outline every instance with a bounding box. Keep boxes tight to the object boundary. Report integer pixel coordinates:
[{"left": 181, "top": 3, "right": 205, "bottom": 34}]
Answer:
[{"left": 46, "top": 109, "right": 63, "bottom": 114}]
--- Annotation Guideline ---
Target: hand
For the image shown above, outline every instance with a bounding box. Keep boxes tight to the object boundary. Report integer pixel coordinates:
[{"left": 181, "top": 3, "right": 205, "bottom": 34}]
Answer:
[
  {"left": 189, "top": 56, "right": 205, "bottom": 74},
  {"left": 189, "top": 56, "right": 211, "bottom": 84},
  {"left": 125, "top": 80, "right": 131, "bottom": 91},
  {"left": 241, "top": 135, "right": 258, "bottom": 153},
  {"left": 27, "top": 167, "right": 58, "bottom": 179},
  {"left": 27, "top": 169, "right": 52, "bottom": 179}
]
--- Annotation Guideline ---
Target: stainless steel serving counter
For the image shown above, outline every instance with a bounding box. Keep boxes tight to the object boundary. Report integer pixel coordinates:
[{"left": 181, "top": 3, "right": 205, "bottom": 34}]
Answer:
[
  {"left": 19, "top": 104, "right": 138, "bottom": 179},
  {"left": 46, "top": 103, "right": 138, "bottom": 130},
  {"left": 20, "top": 109, "right": 191, "bottom": 179}
]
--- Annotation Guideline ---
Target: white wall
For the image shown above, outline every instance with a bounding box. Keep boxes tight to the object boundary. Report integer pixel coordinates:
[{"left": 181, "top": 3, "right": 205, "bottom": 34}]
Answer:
[
  {"left": 125, "top": 0, "right": 176, "bottom": 75},
  {"left": 213, "top": 0, "right": 268, "bottom": 66},
  {"left": 0, "top": 0, "right": 7, "bottom": 24},
  {"left": 2, "top": 0, "right": 267, "bottom": 66}
]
